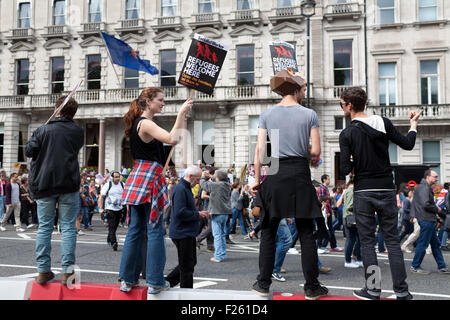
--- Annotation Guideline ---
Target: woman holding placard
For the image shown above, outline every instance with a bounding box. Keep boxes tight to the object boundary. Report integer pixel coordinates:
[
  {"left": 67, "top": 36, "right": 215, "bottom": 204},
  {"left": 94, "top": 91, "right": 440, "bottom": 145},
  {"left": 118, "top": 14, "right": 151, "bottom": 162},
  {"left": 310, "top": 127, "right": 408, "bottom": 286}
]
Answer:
[{"left": 118, "top": 87, "right": 192, "bottom": 294}]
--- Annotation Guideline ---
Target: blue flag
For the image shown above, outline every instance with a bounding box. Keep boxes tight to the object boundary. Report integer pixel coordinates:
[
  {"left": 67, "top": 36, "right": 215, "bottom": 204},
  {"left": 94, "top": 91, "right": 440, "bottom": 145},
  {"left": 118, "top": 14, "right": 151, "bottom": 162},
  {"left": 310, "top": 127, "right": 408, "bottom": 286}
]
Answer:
[{"left": 101, "top": 32, "right": 159, "bottom": 75}]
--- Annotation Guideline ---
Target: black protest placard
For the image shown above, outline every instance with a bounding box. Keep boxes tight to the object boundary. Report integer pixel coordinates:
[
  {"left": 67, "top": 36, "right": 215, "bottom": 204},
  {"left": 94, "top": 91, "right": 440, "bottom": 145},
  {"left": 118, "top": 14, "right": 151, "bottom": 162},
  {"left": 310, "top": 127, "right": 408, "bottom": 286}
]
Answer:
[
  {"left": 269, "top": 41, "right": 298, "bottom": 74},
  {"left": 178, "top": 34, "right": 228, "bottom": 95}
]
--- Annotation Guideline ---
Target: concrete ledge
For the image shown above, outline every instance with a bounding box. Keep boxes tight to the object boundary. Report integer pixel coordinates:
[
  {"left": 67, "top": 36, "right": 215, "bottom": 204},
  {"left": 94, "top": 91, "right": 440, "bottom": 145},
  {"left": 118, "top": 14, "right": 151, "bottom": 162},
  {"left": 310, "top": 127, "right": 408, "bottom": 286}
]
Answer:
[
  {"left": 0, "top": 277, "right": 35, "bottom": 300},
  {"left": 148, "top": 288, "right": 269, "bottom": 300}
]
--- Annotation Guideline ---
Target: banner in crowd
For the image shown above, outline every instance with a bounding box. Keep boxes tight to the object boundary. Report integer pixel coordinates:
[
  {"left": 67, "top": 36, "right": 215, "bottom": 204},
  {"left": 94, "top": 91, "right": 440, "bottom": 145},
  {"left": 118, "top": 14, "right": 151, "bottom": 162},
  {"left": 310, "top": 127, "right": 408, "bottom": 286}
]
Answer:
[
  {"left": 178, "top": 34, "right": 229, "bottom": 95},
  {"left": 269, "top": 41, "right": 298, "bottom": 74}
]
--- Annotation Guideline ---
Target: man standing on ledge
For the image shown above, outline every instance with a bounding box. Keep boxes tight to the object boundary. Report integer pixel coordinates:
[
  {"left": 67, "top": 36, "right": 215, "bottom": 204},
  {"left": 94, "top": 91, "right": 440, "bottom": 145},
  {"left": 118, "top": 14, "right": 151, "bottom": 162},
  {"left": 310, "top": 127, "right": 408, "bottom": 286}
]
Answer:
[
  {"left": 339, "top": 87, "right": 422, "bottom": 300},
  {"left": 26, "top": 96, "right": 84, "bottom": 286}
]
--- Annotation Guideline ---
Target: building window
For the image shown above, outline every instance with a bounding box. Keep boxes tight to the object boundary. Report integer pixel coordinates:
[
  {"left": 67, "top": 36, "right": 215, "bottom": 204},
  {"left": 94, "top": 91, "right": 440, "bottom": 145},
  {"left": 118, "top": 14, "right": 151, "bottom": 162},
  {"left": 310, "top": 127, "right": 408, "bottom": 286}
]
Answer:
[
  {"left": 89, "top": 0, "right": 102, "bottom": 22},
  {"left": 420, "top": 60, "right": 438, "bottom": 105},
  {"left": 18, "top": 2, "right": 31, "bottom": 28},
  {"left": 18, "top": 124, "right": 28, "bottom": 163},
  {"left": 334, "top": 116, "right": 351, "bottom": 130},
  {"left": 160, "top": 50, "right": 176, "bottom": 87},
  {"left": 161, "top": 0, "right": 176, "bottom": 16},
  {"left": 53, "top": 0, "right": 65, "bottom": 25},
  {"left": 378, "top": 63, "right": 396, "bottom": 106},
  {"left": 85, "top": 123, "right": 99, "bottom": 167},
  {"left": 51, "top": 57, "right": 65, "bottom": 94},
  {"left": 199, "top": 0, "right": 215, "bottom": 13},
  {"left": 124, "top": 68, "right": 139, "bottom": 88},
  {"left": 423, "top": 141, "right": 440, "bottom": 178},
  {"left": 378, "top": 0, "right": 395, "bottom": 24},
  {"left": 277, "top": 0, "right": 293, "bottom": 7},
  {"left": 237, "top": 0, "right": 253, "bottom": 10},
  {"left": 87, "top": 55, "right": 101, "bottom": 90},
  {"left": 418, "top": 0, "right": 437, "bottom": 21},
  {"left": 126, "top": 0, "right": 140, "bottom": 19},
  {"left": 333, "top": 40, "right": 353, "bottom": 86},
  {"left": 16, "top": 59, "right": 30, "bottom": 96},
  {"left": 389, "top": 141, "right": 398, "bottom": 164},
  {"left": 249, "top": 116, "right": 258, "bottom": 163},
  {"left": 237, "top": 45, "right": 254, "bottom": 86},
  {"left": 197, "top": 120, "right": 215, "bottom": 166}
]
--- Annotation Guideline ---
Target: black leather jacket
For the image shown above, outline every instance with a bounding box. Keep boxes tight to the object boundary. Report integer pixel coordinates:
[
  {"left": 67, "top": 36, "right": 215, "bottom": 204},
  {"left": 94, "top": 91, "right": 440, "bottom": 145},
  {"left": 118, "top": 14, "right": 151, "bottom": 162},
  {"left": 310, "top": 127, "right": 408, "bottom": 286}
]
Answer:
[{"left": 25, "top": 117, "right": 84, "bottom": 199}]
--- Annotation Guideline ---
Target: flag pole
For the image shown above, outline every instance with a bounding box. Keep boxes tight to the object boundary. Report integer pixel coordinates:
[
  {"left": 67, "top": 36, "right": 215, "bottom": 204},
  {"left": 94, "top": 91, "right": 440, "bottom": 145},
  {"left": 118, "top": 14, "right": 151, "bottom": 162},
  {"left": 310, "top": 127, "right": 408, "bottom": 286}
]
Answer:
[{"left": 100, "top": 32, "right": 122, "bottom": 86}]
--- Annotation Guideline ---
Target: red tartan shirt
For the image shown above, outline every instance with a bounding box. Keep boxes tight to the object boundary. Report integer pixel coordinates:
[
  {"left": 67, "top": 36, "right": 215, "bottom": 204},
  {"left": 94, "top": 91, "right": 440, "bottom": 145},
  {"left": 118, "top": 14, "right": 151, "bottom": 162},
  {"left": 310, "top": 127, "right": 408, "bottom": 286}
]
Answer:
[{"left": 317, "top": 184, "right": 332, "bottom": 216}]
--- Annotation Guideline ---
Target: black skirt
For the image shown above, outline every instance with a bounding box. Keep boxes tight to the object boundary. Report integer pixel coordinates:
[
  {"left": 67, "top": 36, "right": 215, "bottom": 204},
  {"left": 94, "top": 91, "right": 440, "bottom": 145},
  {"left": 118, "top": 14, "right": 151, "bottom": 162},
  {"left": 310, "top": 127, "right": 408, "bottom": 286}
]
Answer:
[{"left": 256, "top": 157, "right": 322, "bottom": 222}]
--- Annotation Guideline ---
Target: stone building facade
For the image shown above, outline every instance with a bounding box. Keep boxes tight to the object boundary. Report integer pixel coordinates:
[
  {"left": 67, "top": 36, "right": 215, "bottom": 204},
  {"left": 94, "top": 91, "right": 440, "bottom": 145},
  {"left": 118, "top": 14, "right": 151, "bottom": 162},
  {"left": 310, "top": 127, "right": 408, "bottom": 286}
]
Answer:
[{"left": 0, "top": 0, "right": 448, "bottom": 187}]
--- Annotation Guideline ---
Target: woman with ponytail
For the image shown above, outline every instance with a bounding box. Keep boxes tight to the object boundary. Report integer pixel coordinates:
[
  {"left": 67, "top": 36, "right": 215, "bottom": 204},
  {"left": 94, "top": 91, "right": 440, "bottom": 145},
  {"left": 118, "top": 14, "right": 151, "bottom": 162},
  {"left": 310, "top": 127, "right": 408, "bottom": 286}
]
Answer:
[{"left": 119, "top": 87, "right": 193, "bottom": 294}]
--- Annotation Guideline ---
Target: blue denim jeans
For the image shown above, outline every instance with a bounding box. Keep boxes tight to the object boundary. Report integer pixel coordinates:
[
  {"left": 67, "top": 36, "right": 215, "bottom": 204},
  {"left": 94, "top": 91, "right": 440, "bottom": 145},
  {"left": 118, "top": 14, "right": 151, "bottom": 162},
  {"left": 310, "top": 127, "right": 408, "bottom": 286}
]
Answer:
[
  {"left": 375, "top": 214, "right": 385, "bottom": 252},
  {"left": 441, "top": 231, "right": 449, "bottom": 247},
  {"left": 119, "top": 203, "right": 166, "bottom": 287},
  {"left": 344, "top": 225, "right": 361, "bottom": 263},
  {"left": 211, "top": 214, "right": 229, "bottom": 261},
  {"left": 354, "top": 191, "right": 409, "bottom": 296},
  {"left": 0, "top": 195, "right": 5, "bottom": 220},
  {"left": 35, "top": 192, "right": 79, "bottom": 273},
  {"left": 273, "top": 219, "right": 292, "bottom": 274},
  {"left": 226, "top": 208, "right": 247, "bottom": 236},
  {"left": 288, "top": 219, "right": 298, "bottom": 248},
  {"left": 81, "top": 207, "right": 90, "bottom": 229},
  {"left": 411, "top": 220, "right": 446, "bottom": 270}
]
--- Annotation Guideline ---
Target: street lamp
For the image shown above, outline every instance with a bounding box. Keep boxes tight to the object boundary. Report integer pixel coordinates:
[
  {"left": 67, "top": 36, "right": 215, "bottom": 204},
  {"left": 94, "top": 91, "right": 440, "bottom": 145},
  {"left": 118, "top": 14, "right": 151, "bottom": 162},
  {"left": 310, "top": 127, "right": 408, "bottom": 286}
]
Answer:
[{"left": 301, "top": 0, "right": 316, "bottom": 109}]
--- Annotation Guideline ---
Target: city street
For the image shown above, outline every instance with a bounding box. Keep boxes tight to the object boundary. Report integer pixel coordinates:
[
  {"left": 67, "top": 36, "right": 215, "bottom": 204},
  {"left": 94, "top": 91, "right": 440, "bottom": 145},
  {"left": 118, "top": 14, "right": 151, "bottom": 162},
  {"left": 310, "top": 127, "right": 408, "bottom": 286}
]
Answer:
[{"left": 0, "top": 214, "right": 449, "bottom": 300}]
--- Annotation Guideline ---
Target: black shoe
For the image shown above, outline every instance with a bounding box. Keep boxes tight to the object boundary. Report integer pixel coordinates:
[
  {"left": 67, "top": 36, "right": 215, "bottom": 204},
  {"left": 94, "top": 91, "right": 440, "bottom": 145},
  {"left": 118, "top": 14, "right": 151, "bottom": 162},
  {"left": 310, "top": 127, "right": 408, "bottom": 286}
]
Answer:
[
  {"left": 441, "top": 246, "right": 450, "bottom": 251},
  {"left": 252, "top": 281, "right": 269, "bottom": 297},
  {"left": 226, "top": 236, "right": 236, "bottom": 245},
  {"left": 112, "top": 243, "right": 118, "bottom": 251},
  {"left": 397, "top": 292, "right": 413, "bottom": 300},
  {"left": 353, "top": 288, "right": 380, "bottom": 300},
  {"left": 304, "top": 285, "right": 329, "bottom": 300}
]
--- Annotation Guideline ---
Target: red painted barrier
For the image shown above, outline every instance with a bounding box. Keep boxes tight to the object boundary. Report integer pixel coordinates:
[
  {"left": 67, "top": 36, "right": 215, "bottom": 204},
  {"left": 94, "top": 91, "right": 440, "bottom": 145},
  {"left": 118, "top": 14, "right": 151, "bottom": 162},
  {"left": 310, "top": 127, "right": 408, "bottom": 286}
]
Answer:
[{"left": 29, "top": 281, "right": 148, "bottom": 300}]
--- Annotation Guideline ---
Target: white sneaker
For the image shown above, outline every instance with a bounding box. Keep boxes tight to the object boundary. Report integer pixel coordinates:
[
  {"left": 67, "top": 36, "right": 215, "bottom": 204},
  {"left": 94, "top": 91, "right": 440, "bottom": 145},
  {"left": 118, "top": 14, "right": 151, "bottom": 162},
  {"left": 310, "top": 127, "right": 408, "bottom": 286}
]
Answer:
[
  {"left": 0, "top": 226, "right": 5, "bottom": 232},
  {"left": 77, "top": 230, "right": 85, "bottom": 235},
  {"left": 288, "top": 248, "right": 299, "bottom": 254},
  {"left": 355, "top": 260, "right": 364, "bottom": 268},
  {"left": 16, "top": 228, "right": 26, "bottom": 232},
  {"left": 344, "top": 261, "right": 360, "bottom": 268},
  {"left": 318, "top": 248, "right": 327, "bottom": 254}
]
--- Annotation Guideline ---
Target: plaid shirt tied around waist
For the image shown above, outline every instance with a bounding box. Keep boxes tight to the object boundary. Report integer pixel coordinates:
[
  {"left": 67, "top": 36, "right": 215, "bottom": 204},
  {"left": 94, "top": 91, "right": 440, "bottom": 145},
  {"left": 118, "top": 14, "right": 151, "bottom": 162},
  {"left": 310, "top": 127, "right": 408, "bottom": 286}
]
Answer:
[{"left": 122, "top": 160, "right": 169, "bottom": 227}]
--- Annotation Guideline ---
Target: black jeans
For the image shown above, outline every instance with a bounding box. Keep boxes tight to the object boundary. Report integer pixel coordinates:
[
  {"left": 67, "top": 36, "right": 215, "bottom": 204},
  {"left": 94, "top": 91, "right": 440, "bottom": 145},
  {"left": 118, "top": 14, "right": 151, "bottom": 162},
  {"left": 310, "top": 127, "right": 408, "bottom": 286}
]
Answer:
[
  {"left": 106, "top": 209, "right": 121, "bottom": 245},
  {"left": 257, "top": 217, "right": 319, "bottom": 291},
  {"left": 354, "top": 191, "right": 409, "bottom": 296},
  {"left": 196, "top": 217, "right": 214, "bottom": 249},
  {"left": 318, "top": 215, "right": 337, "bottom": 249},
  {"left": 165, "top": 237, "right": 197, "bottom": 288}
]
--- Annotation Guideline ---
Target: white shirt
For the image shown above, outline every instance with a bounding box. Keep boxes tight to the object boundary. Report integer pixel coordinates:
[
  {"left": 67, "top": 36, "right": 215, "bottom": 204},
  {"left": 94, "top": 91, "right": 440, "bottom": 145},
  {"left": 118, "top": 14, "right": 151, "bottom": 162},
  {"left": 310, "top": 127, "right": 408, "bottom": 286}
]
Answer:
[{"left": 101, "top": 182, "right": 124, "bottom": 211}]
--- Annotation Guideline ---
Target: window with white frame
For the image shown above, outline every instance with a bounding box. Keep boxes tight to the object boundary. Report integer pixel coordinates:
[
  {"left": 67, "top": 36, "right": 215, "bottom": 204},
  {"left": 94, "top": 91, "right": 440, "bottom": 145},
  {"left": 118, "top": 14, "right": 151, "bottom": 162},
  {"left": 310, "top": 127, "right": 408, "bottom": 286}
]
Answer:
[
  {"left": 378, "top": 63, "right": 397, "bottom": 106},
  {"left": 237, "top": 0, "right": 253, "bottom": 10},
  {"left": 51, "top": 57, "right": 65, "bottom": 94},
  {"left": 160, "top": 50, "right": 176, "bottom": 87},
  {"left": 197, "top": 120, "right": 215, "bottom": 166},
  {"left": 87, "top": 55, "right": 101, "bottom": 90},
  {"left": 18, "top": 2, "right": 31, "bottom": 28},
  {"left": 277, "top": 0, "right": 293, "bottom": 7},
  {"left": 126, "top": 0, "right": 140, "bottom": 19},
  {"left": 53, "top": 0, "right": 65, "bottom": 25},
  {"left": 378, "top": 0, "right": 395, "bottom": 24},
  {"left": 334, "top": 116, "right": 351, "bottom": 130},
  {"left": 16, "top": 59, "right": 30, "bottom": 96},
  {"left": 124, "top": 68, "right": 139, "bottom": 88},
  {"left": 418, "top": 0, "right": 437, "bottom": 22},
  {"left": 89, "top": 0, "right": 102, "bottom": 22},
  {"left": 85, "top": 123, "right": 99, "bottom": 167},
  {"left": 333, "top": 40, "right": 353, "bottom": 86},
  {"left": 423, "top": 141, "right": 440, "bottom": 178},
  {"left": 0, "top": 124, "right": 3, "bottom": 167},
  {"left": 249, "top": 116, "right": 259, "bottom": 163},
  {"left": 237, "top": 45, "right": 255, "bottom": 86},
  {"left": 161, "top": 0, "right": 177, "bottom": 16},
  {"left": 420, "top": 60, "right": 438, "bottom": 105},
  {"left": 389, "top": 141, "right": 398, "bottom": 164},
  {"left": 199, "top": 0, "right": 215, "bottom": 13},
  {"left": 18, "top": 124, "right": 28, "bottom": 162}
]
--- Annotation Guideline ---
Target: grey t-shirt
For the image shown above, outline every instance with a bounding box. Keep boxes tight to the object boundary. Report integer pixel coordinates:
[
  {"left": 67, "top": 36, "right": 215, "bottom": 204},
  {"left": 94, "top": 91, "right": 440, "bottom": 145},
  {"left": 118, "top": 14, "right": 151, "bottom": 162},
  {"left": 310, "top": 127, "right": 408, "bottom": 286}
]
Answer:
[
  {"left": 259, "top": 104, "right": 320, "bottom": 159},
  {"left": 11, "top": 183, "right": 20, "bottom": 204}
]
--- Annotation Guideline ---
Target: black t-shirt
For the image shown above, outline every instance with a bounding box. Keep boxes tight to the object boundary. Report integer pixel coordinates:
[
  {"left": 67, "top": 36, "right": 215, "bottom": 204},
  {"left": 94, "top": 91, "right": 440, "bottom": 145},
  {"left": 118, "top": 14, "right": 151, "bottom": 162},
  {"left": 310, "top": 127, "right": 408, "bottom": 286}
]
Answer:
[{"left": 130, "top": 117, "right": 165, "bottom": 165}]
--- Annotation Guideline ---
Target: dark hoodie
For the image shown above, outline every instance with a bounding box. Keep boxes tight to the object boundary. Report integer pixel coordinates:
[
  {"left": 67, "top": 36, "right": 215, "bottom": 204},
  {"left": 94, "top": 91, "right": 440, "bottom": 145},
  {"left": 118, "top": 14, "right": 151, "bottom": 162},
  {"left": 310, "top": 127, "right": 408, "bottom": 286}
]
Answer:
[{"left": 339, "top": 115, "right": 416, "bottom": 191}]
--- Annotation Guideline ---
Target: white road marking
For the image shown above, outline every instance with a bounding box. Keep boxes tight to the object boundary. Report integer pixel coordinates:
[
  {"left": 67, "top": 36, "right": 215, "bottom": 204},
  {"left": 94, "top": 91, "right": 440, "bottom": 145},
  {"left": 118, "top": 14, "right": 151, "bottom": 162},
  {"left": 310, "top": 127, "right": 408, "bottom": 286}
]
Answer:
[
  {"left": 193, "top": 281, "right": 218, "bottom": 289},
  {"left": 17, "top": 234, "right": 31, "bottom": 239},
  {"left": 299, "top": 284, "right": 450, "bottom": 299}
]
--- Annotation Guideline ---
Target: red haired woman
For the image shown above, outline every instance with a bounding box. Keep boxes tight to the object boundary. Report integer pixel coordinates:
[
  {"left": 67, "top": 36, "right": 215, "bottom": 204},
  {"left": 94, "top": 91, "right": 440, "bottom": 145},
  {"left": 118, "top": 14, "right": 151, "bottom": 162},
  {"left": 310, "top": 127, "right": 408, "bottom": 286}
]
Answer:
[{"left": 119, "top": 87, "right": 192, "bottom": 294}]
